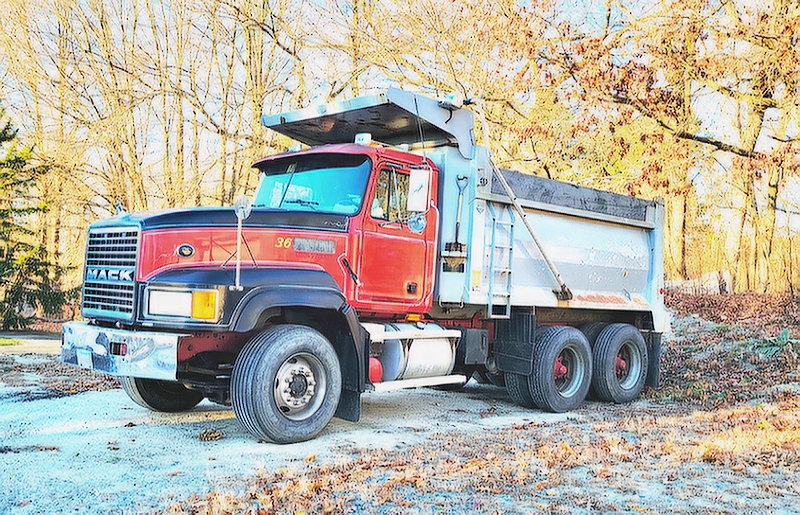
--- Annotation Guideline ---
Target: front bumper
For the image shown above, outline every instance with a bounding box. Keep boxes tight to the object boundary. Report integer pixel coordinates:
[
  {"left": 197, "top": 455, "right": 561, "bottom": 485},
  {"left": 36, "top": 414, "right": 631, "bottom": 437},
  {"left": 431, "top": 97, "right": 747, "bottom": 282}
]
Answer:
[{"left": 61, "top": 321, "right": 182, "bottom": 381}]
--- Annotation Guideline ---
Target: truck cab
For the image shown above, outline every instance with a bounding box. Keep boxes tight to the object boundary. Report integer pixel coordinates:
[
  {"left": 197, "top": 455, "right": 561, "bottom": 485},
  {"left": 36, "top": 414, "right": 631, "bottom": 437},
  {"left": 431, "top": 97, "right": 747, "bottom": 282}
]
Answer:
[{"left": 249, "top": 143, "right": 439, "bottom": 316}]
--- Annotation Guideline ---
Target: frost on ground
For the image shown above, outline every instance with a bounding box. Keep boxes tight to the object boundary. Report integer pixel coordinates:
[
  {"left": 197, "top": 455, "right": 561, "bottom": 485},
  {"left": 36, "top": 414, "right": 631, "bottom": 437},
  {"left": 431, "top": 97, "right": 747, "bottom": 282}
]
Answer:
[{"left": 2, "top": 292, "right": 800, "bottom": 514}]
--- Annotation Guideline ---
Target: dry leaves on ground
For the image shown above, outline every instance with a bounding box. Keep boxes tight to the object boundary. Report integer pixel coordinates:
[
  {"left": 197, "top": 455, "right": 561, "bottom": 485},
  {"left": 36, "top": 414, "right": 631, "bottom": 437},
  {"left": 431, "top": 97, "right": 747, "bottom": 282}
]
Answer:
[
  {"left": 0, "top": 354, "right": 119, "bottom": 399},
  {"left": 164, "top": 292, "right": 800, "bottom": 514}
]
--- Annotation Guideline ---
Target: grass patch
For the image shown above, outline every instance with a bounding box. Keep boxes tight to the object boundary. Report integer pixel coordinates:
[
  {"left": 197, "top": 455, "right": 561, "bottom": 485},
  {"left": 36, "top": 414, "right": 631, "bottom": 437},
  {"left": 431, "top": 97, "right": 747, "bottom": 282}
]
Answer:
[
  {"left": 0, "top": 337, "right": 21, "bottom": 346},
  {"left": 751, "top": 328, "right": 799, "bottom": 360}
]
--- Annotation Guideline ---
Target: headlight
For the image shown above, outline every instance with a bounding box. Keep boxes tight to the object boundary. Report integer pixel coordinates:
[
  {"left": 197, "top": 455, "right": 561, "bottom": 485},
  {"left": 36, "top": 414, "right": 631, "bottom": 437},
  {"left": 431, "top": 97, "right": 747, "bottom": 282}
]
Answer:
[{"left": 146, "top": 288, "right": 219, "bottom": 321}]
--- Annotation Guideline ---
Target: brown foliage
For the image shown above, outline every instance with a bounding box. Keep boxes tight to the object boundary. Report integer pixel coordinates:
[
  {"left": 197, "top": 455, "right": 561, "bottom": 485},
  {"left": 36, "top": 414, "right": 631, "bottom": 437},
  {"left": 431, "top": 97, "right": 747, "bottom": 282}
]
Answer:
[{"left": 666, "top": 291, "right": 800, "bottom": 335}]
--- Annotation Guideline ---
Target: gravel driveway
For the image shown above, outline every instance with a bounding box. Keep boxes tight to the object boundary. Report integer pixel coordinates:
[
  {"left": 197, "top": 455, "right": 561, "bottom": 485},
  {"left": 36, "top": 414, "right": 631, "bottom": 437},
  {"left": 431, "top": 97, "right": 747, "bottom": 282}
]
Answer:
[{"left": 0, "top": 355, "right": 568, "bottom": 514}]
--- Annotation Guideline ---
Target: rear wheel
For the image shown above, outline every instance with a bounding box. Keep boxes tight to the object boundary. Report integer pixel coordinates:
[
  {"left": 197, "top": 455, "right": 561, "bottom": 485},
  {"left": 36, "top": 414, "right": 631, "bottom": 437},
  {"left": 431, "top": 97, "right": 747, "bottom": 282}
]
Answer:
[
  {"left": 580, "top": 322, "right": 608, "bottom": 347},
  {"left": 506, "top": 372, "right": 535, "bottom": 408},
  {"left": 231, "top": 325, "right": 341, "bottom": 444},
  {"left": 121, "top": 377, "right": 204, "bottom": 413},
  {"left": 580, "top": 322, "right": 608, "bottom": 400},
  {"left": 592, "top": 324, "right": 648, "bottom": 403},
  {"left": 527, "top": 326, "right": 592, "bottom": 413}
]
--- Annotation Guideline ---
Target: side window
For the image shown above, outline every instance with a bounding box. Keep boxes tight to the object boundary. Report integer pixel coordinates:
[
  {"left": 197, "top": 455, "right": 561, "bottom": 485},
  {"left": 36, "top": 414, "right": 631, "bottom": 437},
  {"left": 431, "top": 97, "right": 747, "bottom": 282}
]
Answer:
[{"left": 371, "top": 168, "right": 410, "bottom": 221}]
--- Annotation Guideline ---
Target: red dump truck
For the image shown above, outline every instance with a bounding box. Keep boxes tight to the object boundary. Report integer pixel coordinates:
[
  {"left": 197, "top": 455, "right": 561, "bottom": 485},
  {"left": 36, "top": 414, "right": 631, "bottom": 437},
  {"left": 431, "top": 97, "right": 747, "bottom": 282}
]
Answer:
[{"left": 62, "top": 89, "right": 669, "bottom": 443}]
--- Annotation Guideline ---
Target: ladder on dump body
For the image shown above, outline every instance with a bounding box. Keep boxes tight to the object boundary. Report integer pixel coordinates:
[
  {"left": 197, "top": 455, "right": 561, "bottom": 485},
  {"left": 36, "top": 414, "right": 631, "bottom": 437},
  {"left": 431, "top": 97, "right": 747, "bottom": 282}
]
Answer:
[{"left": 486, "top": 202, "right": 515, "bottom": 319}]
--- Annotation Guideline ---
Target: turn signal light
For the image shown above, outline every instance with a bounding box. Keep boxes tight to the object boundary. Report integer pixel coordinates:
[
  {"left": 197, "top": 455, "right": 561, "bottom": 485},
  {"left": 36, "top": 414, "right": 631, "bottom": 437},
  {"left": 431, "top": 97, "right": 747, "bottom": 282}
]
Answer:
[{"left": 191, "top": 290, "right": 218, "bottom": 320}]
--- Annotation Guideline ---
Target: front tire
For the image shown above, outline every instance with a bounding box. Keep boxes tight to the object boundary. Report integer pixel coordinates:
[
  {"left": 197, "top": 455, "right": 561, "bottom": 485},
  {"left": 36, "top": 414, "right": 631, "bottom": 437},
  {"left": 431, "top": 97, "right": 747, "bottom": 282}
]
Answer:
[
  {"left": 476, "top": 370, "right": 506, "bottom": 387},
  {"left": 231, "top": 325, "right": 342, "bottom": 444},
  {"left": 527, "top": 326, "right": 592, "bottom": 413},
  {"left": 121, "top": 377, "right": 204, "bottom": 413}
]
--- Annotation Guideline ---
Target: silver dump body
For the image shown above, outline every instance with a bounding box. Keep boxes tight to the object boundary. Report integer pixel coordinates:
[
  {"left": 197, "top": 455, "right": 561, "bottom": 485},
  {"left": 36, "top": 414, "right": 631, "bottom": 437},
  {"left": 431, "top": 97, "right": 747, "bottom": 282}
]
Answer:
[{"left": 263, "top": 88, "right": 668, "bottom": 333}]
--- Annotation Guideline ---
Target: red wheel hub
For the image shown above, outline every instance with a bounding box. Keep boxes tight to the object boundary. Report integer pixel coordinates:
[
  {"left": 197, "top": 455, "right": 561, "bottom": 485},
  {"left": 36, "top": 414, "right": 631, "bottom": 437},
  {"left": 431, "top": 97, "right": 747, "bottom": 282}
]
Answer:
[
  {"left": 554, "top": 356, "right": 568, "bottom": 380},
  {"left": 615, "top": 354, "right": 628, "bottom": 376}
]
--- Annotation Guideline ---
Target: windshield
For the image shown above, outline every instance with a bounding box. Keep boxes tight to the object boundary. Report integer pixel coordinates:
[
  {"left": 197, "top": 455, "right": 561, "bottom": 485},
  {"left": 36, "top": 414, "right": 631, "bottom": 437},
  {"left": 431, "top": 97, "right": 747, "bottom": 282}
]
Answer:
[{"left": 253, "top": 153, "right": 371, "bottom": 215}]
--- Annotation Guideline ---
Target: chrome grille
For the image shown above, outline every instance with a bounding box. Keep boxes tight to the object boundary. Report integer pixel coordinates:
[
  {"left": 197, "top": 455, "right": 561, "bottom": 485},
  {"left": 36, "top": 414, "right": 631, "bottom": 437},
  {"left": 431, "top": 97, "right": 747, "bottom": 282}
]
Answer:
[{"left": 82, "top": 227, "right": 139, "bottom": 321}]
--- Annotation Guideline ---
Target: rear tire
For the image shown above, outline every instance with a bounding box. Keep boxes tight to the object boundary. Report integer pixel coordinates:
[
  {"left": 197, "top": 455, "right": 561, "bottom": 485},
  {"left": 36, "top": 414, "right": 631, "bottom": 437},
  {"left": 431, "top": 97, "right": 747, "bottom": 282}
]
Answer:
[
  {"left": 231, "top": 325, "right": 341, "bottom": 444},
  {"left": 121, "top": 377, "right": 204, "bottom": 413},
  {"left": 580, "top": 322, "right": 608, "bottom": 400},
  {"left": 506, "top": 373, "right": 535, "bottom": 408},
  {"left": 580, "top": 322, "right": 607, "bottom": 347},
  {"left": 527, "top": 326, "right": 592, "bottom": 413},
  {"left": 592, "top": 324, "right": 648, "bottom": 403}
]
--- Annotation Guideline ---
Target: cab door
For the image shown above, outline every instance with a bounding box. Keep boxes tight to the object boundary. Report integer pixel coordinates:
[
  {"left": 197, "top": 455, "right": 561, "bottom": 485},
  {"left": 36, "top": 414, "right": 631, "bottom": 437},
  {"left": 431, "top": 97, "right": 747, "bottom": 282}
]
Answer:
[{"left": 356, "top": 164, "right": 437, "bottom": 313}]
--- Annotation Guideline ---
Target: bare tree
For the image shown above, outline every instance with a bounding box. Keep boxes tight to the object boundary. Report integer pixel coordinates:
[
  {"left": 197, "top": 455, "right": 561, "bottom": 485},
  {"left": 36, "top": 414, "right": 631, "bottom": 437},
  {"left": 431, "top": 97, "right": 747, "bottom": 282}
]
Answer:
[
  {"left": 2, "top": 0, "right": 799, "bottom": 295},
  {"left": 536, "top": 0, "right": 800, "bottom": 292}
]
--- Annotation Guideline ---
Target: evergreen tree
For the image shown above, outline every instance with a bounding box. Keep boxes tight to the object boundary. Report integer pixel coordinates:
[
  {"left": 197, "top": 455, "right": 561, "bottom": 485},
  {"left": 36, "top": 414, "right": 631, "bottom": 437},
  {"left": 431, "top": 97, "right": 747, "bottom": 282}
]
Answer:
[{"left": 0, "top": 105, "right": 66, "bottom": 330}]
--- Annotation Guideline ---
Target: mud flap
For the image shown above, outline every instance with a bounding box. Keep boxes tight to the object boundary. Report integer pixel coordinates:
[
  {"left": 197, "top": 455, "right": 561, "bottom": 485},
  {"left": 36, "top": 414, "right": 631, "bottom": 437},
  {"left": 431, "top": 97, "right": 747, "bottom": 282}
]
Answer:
[
  {"left": 334, "top": 329, "right": 363, "bottom": 423},
  {"left": 335, "top": 389, "right": 361, "bottom": 422},
  {"left": 645, "top": 332, "right": 662, "bottom": 388},
  {"left": 493, "top": 309, "right": 535, "bottom": 376}
]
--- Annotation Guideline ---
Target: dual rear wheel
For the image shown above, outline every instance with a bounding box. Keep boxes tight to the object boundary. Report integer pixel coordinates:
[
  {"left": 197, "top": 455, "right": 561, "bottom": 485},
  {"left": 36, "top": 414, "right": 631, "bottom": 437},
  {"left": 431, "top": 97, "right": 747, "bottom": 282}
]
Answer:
[
  {"left": 590, "top": 323, "right": 649, "bottom": 403},
  {"left": 506, "top": 323, "right": 648, "bottom": 412}
]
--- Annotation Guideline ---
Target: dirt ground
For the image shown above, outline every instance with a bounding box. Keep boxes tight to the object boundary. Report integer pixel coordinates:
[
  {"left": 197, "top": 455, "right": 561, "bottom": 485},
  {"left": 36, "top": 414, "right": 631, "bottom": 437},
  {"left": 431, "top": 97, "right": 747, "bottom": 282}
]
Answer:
[{"left": 1, "top": 292, "right": 799, "bottom": 514}]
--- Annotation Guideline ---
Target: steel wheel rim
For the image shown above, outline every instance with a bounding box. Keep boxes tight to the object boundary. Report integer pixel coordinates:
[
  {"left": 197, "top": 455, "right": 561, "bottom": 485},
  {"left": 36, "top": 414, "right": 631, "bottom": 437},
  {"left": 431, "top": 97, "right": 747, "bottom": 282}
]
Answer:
[
  {"left": 273, "top": 352, "right": 327, "bottom": 421},
  {"left": 554, "top": 344, "right": 586, "bottom": 398},
  {"left": 617, "top": 341, "right": 643, "bottom": 390}
]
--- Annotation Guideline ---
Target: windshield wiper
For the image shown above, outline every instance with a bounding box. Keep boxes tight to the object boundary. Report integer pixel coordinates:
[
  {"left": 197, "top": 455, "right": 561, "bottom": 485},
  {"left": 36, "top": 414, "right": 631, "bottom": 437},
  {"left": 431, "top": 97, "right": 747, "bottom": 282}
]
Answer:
[{"left": 277, "top": 163, "right": 298, "bottom": 208}]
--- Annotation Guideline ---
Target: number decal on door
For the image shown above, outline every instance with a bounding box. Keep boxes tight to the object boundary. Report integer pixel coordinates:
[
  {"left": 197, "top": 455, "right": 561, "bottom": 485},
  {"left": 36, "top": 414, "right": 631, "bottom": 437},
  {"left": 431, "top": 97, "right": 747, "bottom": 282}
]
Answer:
[{"left": 275, "top": 237, "right": 293, "bottom": 249}]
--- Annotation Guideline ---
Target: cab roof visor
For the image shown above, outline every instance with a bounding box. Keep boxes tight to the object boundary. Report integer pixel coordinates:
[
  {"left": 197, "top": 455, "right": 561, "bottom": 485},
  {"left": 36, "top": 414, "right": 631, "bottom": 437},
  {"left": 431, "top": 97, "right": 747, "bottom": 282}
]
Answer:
[{"left": 261, "top": 88, "right": 475, "bottom": 160}]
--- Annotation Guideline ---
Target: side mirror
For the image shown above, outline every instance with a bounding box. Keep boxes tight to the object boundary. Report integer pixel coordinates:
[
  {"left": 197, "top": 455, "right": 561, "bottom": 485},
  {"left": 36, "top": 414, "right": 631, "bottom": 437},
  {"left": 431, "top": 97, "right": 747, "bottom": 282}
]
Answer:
[
  {"left": 232, "top": 194, "right": 252, "bottom": 291},
  {"left": 406, "top": 167, "right": 429, "bottom": 212},
  {"left": 233, "top": 194, "right": 252, "bottom": 220}
]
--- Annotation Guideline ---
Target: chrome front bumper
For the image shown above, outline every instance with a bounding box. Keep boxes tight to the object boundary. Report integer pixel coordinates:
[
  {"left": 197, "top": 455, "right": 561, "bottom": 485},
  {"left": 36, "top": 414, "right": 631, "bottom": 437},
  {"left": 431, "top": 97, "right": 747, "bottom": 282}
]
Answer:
[{"left": 61, "top": 321, "right": 182, "bottom": 381}]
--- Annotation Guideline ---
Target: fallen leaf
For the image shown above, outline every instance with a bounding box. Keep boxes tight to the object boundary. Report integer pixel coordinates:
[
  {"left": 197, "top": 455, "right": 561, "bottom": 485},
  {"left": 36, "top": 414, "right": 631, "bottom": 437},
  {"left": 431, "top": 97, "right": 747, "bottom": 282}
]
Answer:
[{"left": 199, "top": 429, "right": 223, "bottom": 441}]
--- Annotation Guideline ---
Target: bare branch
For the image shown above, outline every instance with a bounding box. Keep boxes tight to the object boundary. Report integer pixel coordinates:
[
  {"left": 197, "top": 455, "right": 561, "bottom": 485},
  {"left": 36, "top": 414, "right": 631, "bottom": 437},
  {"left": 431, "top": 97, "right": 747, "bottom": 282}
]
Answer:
[{"left": 611, "top": 94, "right": 761, "bottom": 158}]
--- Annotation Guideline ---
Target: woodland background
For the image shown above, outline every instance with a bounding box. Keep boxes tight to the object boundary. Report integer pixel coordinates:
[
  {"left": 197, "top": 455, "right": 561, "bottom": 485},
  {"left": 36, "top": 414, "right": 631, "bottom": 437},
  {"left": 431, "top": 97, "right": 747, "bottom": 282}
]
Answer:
[{"left": 1, "top": 0, "right": 800, "bottom": 325}]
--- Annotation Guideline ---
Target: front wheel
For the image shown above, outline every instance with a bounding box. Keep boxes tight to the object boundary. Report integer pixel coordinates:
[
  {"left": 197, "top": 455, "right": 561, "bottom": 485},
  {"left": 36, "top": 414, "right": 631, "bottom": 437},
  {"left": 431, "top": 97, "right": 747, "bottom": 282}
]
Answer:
[
  {"left": 527, "top": 326, "right": 592, "bottom": 413},
  {"left": 231, "top": 325, "right": 342, "bottom": 444},
  {"left": 475, "top": 370, "right": 506, "bottom": 387},
  {"left": 121, "top": 377, "right": 204, "bottom": 413}
]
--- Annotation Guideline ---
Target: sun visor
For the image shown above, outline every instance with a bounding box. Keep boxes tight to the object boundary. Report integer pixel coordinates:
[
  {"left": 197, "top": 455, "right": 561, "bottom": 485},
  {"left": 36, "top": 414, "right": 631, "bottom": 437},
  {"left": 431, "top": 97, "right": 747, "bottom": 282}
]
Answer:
[{"left": 262, "top": 88, "right": 475, "bottom": 159}]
